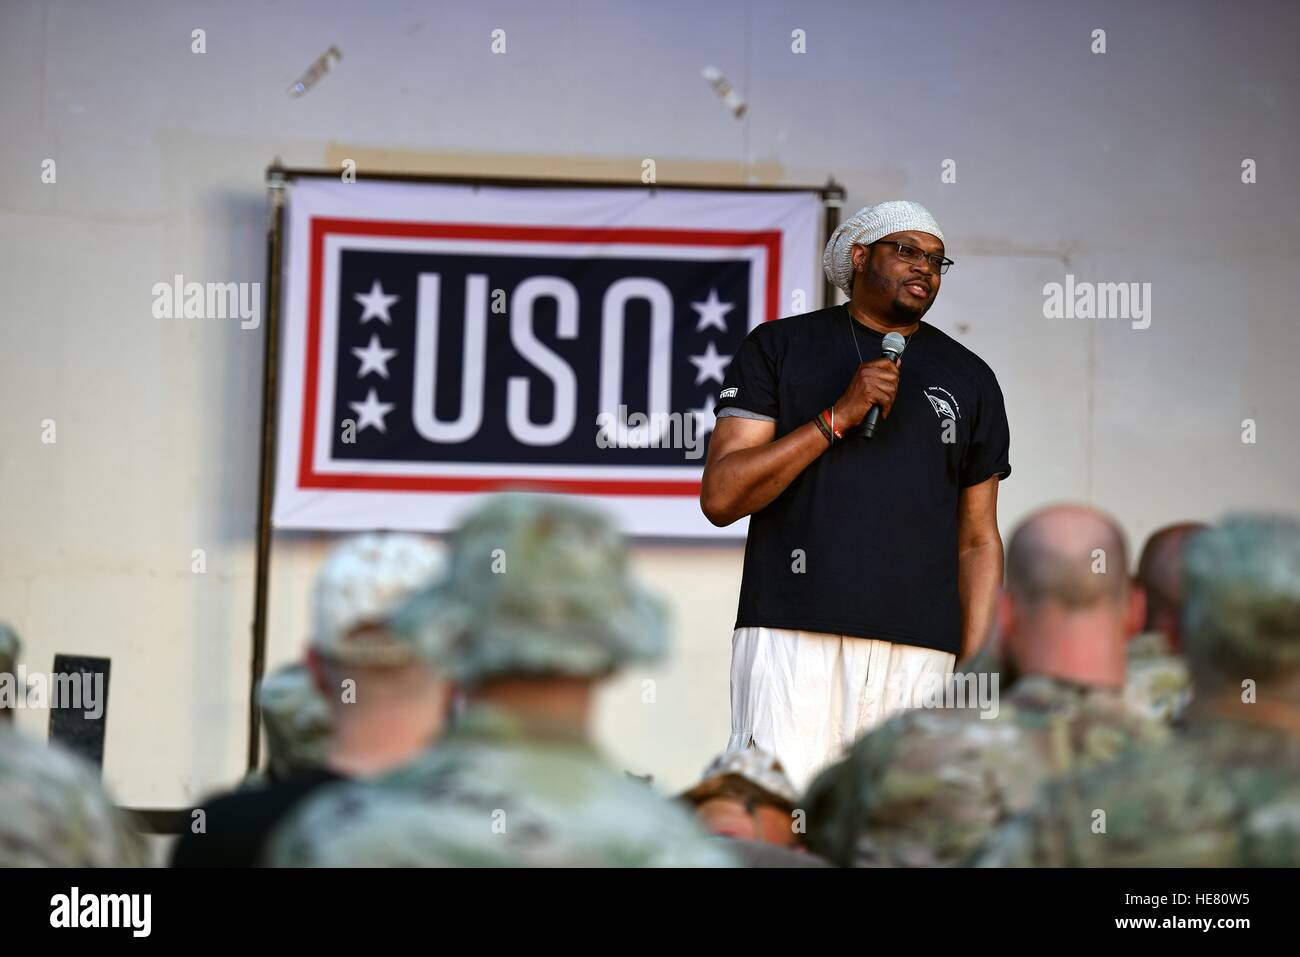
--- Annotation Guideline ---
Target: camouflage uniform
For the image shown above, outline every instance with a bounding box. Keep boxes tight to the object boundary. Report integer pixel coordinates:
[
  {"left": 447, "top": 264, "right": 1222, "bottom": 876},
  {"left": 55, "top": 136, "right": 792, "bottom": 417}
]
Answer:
[
  {"left": 268, "top": 495, "right": 734, "bottom": 868},
  {"left": 256, "top": 663, "right": 334, "bottom": 781},
  {"left": 972, "top": 718, "right": 1300, "bottom": 866},
  {"left": 0, "top": 727, "right": 146, "bottom": 866},
  {"left": 974, "top": 515, "right": 1300, "bottom": 867},
  {"left": 802, "top": 674, "right": 1167, "bottom": 867},
  {"left": 271, "top": 703, "right": 732, "bottom": 867},
  {"left": 1124, "top": 630, "right": 1192, "bottom": 725}
]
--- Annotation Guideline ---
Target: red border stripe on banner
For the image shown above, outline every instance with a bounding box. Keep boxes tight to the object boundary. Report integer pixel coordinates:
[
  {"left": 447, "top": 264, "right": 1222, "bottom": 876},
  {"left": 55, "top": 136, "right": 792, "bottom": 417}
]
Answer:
[{"left": 298, "top": 217, "right": 782, "bottom": 495}]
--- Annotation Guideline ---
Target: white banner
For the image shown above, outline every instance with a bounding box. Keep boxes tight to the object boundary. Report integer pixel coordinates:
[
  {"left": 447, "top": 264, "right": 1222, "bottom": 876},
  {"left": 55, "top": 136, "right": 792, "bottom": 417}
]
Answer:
[{"left": 272, "top": 178, "right": 822, "bottom": 538}]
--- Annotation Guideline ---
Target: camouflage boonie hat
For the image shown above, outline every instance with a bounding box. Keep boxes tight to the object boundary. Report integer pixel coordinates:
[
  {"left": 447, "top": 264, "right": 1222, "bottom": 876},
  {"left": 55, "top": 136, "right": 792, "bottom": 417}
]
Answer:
[
  {"left": 681, "top": 747, "right": 800, "bottom": 811},
  {"left": 311, "top": 533, "right": 444, "bottom": 667},
  {"left": 1183, "top": 515, "right": 1300, "bottom": 674},
  {"left": 258, "top": 663, "right": 334, "bottom": 778},
  {"left": 0, "top": 623, "right": 19, "bottom": 676},
  {"left": 392, "top": 494, "right": 668, "bottom": 685}
]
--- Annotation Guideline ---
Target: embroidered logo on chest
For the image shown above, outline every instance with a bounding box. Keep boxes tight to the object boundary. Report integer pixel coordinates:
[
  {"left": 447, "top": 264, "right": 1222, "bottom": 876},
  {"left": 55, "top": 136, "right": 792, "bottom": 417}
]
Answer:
[{"left": 923, "top": 385, "right": 962, "bottom": 421}]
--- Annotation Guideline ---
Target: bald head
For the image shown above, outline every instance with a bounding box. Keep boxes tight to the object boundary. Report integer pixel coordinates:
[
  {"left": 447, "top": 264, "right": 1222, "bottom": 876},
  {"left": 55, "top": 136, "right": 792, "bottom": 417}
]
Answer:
[
  {"left": 1001, "top": 505, "right": 1140, "bottom": 688},
  {"left": 1006, "top": 505, "right": 1130, "bottom": 611},
  {"left": 1137, "top": 522, "right": 1207, "bottom": 645}
]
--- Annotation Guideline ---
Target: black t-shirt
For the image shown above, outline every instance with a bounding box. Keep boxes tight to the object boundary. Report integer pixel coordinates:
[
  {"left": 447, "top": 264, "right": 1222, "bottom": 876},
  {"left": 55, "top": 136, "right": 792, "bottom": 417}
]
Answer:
[
  {"left": 713, "top": 305, "right": 1011, "bottom": 654},
  {"left": 170, "top": 767, "right": 348, "bottom": 867}
]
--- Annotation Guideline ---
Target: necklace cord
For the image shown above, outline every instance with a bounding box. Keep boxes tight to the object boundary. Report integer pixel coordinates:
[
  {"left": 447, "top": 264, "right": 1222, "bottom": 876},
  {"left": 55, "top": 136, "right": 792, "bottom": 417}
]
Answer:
[
  {"left": 848, "top": 313, "right": 864, "bottom": 365},
  {"left": 847, "top": 308, "right": 920, "bottom": 364}
]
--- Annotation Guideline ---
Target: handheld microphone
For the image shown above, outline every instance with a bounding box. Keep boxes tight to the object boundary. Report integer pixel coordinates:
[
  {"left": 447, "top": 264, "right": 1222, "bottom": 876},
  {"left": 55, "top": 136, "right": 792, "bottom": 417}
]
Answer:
[{"left": 862, "top": 331, "right": 908, "bottom": 439}]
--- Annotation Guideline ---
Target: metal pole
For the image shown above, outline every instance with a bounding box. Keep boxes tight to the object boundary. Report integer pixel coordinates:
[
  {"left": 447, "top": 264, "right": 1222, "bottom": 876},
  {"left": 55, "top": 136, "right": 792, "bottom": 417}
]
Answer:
[
  {"left": 821, "top": 177, "right": 846, "bottom": 308},
  {"left": 247, "top": 168, "right": 287, "bottom": 773},
  {"left": 267, "top": 166, "right": 834, "bottom": 196}
]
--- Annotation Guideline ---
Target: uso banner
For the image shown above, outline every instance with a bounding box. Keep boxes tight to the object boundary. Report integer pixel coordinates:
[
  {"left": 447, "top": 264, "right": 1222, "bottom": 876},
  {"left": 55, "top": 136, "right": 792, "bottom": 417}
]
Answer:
[{"left": 272, "top": 178, "right": 822, "bottom": 538}]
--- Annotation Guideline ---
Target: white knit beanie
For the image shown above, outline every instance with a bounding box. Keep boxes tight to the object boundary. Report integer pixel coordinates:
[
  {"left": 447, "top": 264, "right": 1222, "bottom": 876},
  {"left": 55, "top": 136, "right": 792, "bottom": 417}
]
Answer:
[{"left": 823, "top": 200, "right": 945, "bottom": 296}]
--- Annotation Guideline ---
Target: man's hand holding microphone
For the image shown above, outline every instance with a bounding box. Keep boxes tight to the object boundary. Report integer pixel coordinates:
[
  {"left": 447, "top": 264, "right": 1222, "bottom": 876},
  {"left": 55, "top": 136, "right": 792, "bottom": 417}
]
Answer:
[{"left": 831, "top": 331, "right": 907, "bottom": 439}]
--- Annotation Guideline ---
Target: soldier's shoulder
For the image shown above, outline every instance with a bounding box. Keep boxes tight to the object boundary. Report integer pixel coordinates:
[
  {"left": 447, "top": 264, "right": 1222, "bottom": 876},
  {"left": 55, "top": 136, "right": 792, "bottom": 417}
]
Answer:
[
  {"left": 1124, "top": 653, "right": 1192, "bottom": 724},
  {"left": 1059, "top": 738, "right": 1227, "bottom": 864},
  {"left": 1009, "top": 724, "right": 1300, "bottom": 866},
  {"left": 0, "top": 730, "right": 145, "bottom": 866},
  {"left": 803, "top": 704, "right": 1045, "bottom": 867},
  {"left": 1007, "top": 678, "right": 1169, "bottom": 772},
  {"left": 2, "top": 727, "right": 92, "bottom": 781},
  {"left": 889, "top": 697, "right": 1017, "bottom": 742},
  {"left": 1126, "top": 631, "right": 1173, "bottom": 661},
  {"left": 599, "top": 767, "right": 737, "bottom": 864},
  {"left": 265, "top": 777, "right": 390, "bottom": 865},
  {"left": 1129, "top": 723, "right": 1300, "bottom": 866},
  {"left": 269, "top": 743, "right": 731, "bottom": 868},
  {"left": 1012, "top": 677, "right": 1165, "bottom": 731},
  {"left": 503, "top": 747, "right": 735, "bottom": 866},
  {"left": 812, "top": 704, "right": 1029, "bottom": 804},
  {"left": 971, "top": 741, "right": 1178, "bottom": 867}
]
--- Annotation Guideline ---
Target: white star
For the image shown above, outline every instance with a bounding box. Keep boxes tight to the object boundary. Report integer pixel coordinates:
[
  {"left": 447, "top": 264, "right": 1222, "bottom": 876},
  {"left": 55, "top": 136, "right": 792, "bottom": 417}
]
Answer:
[
  {"left": 349, "top": 388, "right": 395, "bottom": 433},
  {"left": 691, "top": 288, "right": 735, "bottom": 333},
  {"left": 689, "top": 398, "right": 717, "bottom": 438},
  {"left": 354, "top": 280, "right": 399, "bottom": 324},
  {"left": 688, "top": 341, "right": 731, "bottom": 386},
  {"left": 351, "top": 333, "right": 398, "bottom": 379}
]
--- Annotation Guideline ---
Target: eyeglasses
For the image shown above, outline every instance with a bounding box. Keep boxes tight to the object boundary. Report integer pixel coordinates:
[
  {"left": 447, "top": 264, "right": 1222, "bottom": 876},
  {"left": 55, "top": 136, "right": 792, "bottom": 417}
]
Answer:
[{"left": 869, "top": 241, "right": 954, "bottom": 275}]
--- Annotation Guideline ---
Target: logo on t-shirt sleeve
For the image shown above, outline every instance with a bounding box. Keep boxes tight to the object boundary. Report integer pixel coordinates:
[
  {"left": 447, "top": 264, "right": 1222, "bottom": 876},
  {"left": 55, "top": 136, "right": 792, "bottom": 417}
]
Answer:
[{"left": 720, "top": 387, "right": 739, "bottom": 399}]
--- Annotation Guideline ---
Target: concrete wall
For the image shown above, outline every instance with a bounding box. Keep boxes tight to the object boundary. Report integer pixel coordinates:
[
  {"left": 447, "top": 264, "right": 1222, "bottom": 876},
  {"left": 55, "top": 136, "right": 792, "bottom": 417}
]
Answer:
[{"left": 2, "top": 0, "right": 1297, "bottom": 806}]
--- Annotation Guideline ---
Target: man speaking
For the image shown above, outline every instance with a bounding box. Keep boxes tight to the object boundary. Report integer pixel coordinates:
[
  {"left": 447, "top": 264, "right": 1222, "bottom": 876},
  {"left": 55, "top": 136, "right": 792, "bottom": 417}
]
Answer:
[{"left": 700, "top": 201, "right": 1011, "bottom": 789}]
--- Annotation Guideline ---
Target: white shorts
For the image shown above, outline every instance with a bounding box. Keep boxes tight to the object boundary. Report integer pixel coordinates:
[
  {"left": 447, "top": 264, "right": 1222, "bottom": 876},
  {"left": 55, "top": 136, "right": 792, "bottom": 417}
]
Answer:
[{"left": 726, "top": 626, "right": 956, "bottom": 793}]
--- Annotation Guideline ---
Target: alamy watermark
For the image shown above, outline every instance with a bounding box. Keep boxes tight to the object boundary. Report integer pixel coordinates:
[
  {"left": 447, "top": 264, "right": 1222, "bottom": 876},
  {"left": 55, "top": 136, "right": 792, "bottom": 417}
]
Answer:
[
  {"left": 151, "top": 274, "right": 260, "bottom": 330},
  {"left": 1042, "top": 274, "right": 1151, "bottom": 329},
  {"left": 0, "top": 668, "right": 104, "bottom": 720},
  {"left": 50, "top": 887, "right": 150, "bottom": 937},
  {"left": 595, "top": 405, "right": 706, "bottom": 460},
  {"left": 883, "top": 668, "right": 1000, "bottom": 719}
]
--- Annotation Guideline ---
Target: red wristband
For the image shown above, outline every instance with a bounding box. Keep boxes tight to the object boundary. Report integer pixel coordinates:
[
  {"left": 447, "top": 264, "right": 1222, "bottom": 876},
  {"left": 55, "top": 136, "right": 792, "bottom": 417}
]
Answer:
[{"left": 820, "top": 408, "right": 843, "bottom": 442}]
